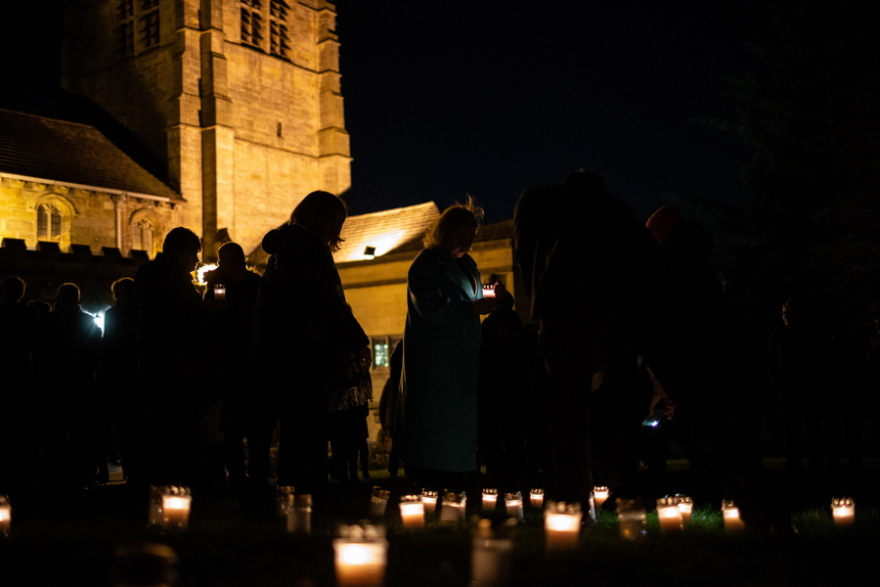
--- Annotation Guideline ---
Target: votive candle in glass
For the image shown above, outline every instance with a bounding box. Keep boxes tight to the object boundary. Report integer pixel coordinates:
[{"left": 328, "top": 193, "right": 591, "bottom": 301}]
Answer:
[
  {"left": 334, "top": 525, "right": 388, "bottom": 587},
  {"left": 440, "top": 491, "right": 467, "bottom": 522},
  {"left": 421, "top": 490, "right": 438, "bottom": 515},
  {"left": 544, "top": 501, "right": 581, "bottom": 553},
  {"left": 673, "top": 494, "right": 693, "bottom": 526},
  {"left": 656, "top": 497, "right": 683, "bottom": 537},
  {"left": 0, "top": 495, "right": 10, "bottom": 537},
  {"left": 616, "top": 498, "right": 647, "bottom": 541},
  {"left": 482, "top": 489, "right": 498, "bottom": 512},
  {"left": 529, "top": 489, "right": 544, "bottom": 509},
  {"left": 505, "top": 492, "right": 524, "bottom": 522},
  {"left": 369, "top": 487, "right": 391, "bottom": 518},
  {"left": 831, "top": 497, "right": 855, "bottom": 527},
  {"left": 399, "top": 495, "right": 425, "bottom": 529},
  {"left": 593, "top": 486, "right": 610, "bottom": 508},
  {"left": 286, "top": 493, "right": 312, "bottom": 534},
  {"left": 722, "top": 500, "right": 745, "bottom": 532},
  {"left": 162, "top": 488, "right": 192, "bottom": 531}
]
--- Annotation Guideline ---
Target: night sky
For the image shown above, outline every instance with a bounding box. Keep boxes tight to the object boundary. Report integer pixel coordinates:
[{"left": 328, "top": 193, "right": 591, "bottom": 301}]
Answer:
[{"left": 334, "top": 1, "right": 759, "bottom": 223}]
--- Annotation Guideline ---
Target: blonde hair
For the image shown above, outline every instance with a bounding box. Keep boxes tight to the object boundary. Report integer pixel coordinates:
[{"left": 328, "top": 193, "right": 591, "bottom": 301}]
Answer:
[
  {"left": 290, "top": 191, "right": 347, "bottom": 252},
  {"left": 424, "top": 196, "right": 484, "bottom": 250}
]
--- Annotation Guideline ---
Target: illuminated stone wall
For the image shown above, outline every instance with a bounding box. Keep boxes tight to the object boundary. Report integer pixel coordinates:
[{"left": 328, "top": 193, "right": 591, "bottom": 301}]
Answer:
[{"left": 62, "top": 0, "right": 351, "bottom": 259}]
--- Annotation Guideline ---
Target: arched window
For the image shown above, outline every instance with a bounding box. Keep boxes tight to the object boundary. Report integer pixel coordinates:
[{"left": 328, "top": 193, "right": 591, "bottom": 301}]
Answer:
[
  {"left": 131, "top": 217, "right": 154, "bottom": 254},
  {"left": 37, "top": 204, "right": 62, "bottom": 241}
]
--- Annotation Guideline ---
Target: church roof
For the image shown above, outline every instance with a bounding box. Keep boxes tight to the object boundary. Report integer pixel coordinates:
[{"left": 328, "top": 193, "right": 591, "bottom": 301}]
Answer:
[
  {"left": 0, "top": 108, "right": 181, "bottom": 201},
  {"left": 334, "top": 201, "right": 441, "bottom": 263}
]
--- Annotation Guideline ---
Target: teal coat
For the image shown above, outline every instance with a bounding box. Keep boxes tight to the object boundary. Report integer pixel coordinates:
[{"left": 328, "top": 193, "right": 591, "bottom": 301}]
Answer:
[{"left": 396, "top": 248, "right": 482, "bottom": 472}]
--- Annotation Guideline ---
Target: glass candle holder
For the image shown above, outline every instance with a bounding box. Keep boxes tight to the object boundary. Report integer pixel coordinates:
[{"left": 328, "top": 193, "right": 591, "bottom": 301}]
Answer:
[
  {"left": 286, "top": 493, "right": 312, "bottom": 534},
  {"left": 334, "top": 524, "right": 388, "bottom": 587},
  {"left": 482, "top": 489, "right": 498, "bottom": 512},
  {"left": 370, "top": 487, "right": 391, "bottom": 518},
  {"left": 722, "top": 500, "right": 745, "bottom": 532},
  {"left": 276, "top": 485, "right": 295, "bottom": 517},
  {"left": 440, "top": 491, "right": 467, "bottom": 522},
  {"left": 161, "top": 487, "right": 192, "bottom": 531},
  {"left": 0, "top": 495, "right": 10, "bottom": 537},
  {"left": 529, "top": 489, "right": 544, "bottom": 509},
  {"left": 399, "top": 495, "right": 425, "bottom": 529},
  {"left": 656, "top": 497, "right": 683, "bottom": 537},
  {"left": 213, "top": 283, "right": 226, "bottom": 301},
  {"left": 544, "top": 501, "right": 581, "bottom": 553},
  {"left": 593, "top": 486, "right": 610, "bottom": 508},
  {"left": 421, "top": 490, "right": 439, "bottom": 515},
  {"left": 471, "top": 518, "right": 516, "bottom": 587},
  {"left": 831, "top": 497, "right": 855, "bottom": 527},
  {"left": 673, "top": 494, "right": 693, "bottom": 526},
  {"left": 481, "top": 284, "right": 496, "bottom": 299},
  {"left": 505, "top": 492, "right": 524, "bottom": 522},
  {"left": 616, "top": 498, "right": 647, "bottom": 541}
]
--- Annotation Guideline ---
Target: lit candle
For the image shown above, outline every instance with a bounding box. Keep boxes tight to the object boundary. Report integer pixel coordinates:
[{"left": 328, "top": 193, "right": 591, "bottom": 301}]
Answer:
[
  {"left": 421, "top": 490, "right": 438, "bottom": 515},
  {"left": 673, "top": 494, "right": 693, "bottom": 526},
  {"left": 482, "top": 489, "right": 498, "bottom": 512},
  {"left": 440, "top": 491, "right": 467, "bottom": 522},
  {"left": 0, "top": 495, "right": 10, "bottom": 537},
  {"left": 471, "top": 518, "right": 515, "bottom": 587},
  {"left": 505, "top": 492, "right": 524, "bottom": 522},
  {"left": 593, "top": 486, "right": 610, "bottom": 508},
  {"left": 616, "top": 498, "right": 647, "bottom": 541},
  {"left": 286, "top": 493, "right": 312, "bottom": 533},
  {"left": 213, "top": 283, "right": 226, "bottom": 301},
  {"left": 399, "top": 495, "right": 425, "bottom": 529},
  {"left": 722, "top": 500, "right": 744, "bottom": 532},
  {"left": 334, "top": 525, "right": 388, "bottom": 587},
  {"left": 656, "top": 497, "right": 683, "bottom": 537},
  {"left": 276, "top": 485, "right": 295, "bottom": 516},
  {"left": 529, "top": 489, "right": 544, "bottom": 509},
  {"left": 370, "top": 487, "right": 390, "bottom": 518},
  {"left": 162, "top": 490, "right": 192, "bottom": 531},
  {"left": 481, "top": 284, "right": 496, "bottom": 299},
  {"left": 544, "top": 501, "right": 581, "bottom": 552},
  {"left": 831, "top": 497, "right": 855, "bottom": 527}
]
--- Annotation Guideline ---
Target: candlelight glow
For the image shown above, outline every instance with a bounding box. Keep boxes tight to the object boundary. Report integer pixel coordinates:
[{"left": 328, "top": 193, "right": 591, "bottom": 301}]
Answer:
[
  {"left": 340, "top": 544, "right": 371, "bottom": 565},
  {"left": 545, "top": 513, "right": 578, "bottom": 532}
]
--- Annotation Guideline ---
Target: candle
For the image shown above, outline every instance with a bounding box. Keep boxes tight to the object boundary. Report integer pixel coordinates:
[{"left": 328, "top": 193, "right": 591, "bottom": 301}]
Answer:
[
  {"left": 616, "top": 498, "right": 647, "bottom": 541},
  {"left": 482, "top": 489, "right": 498, "bottom": 512},
  {"left": 276, "top": 485, "right": 295, "bottom": 516},
  {"left": 505, "top": 492, "right": 524, "bottom": 522},
  {"left": 673, "top": 494, "right": 693, "bottom": 526},
  {"left": 471, "top": 518, "right": 515, "bottom": 587},
  {"left": 286, "top": 493, "right": 312, "bottom": 533},
  {"left": 544, "top": 501, "right": 581, "bottom": 552},
  {"left": 529, "top": 489, "right": 544, "bottom": 509},
  {"left": 0, "top": 495, "right": 10, "bottom": 537},
  {"left": 334, "top": 525, "right": 388, "bottom": 587},
  {"left": 656, "top": 497, "right": 683, "bottom": 537},
  {"left": 399, "top": 495, "right": 425, "bottom": 529},
  {"left": 481, "top": 284, "right": 496, "bottom": 299},
  {"left": 213, "top": 283, "right": 226, "bottom": 300},
  {"left": 421, "top": 490, "right": 438, "bottom": 515},
  {"left": 831, "top": 497, "right": 855, "bottom": 527},
  {"left": 722, "top": 500, "right": 745, "bottom": 532},
  {"left": 370, "top": 487, "right": 390, "bottom": 518},
  {"left": 440, "top": 491, "right": 467, "bottom": 522},
  {"left": 162, "top": 490, "right": 192, "bottom": 531},
  {"left": 593, "top": 486, "right": 610, "bottom": 508}
]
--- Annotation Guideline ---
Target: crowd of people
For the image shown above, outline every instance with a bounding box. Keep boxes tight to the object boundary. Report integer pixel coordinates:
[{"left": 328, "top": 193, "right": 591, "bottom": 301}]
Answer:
[{"left": 0, "top": 177, "right": 875, "bottom": 531}]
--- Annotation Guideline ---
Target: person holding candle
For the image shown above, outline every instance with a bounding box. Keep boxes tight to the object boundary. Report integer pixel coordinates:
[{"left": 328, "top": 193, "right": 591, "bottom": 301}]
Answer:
[
  {"left": 255, "top": 191, "right": 371, "bottom": 498},
  {"left": 396, "top": 198, "right": 508, "bottom": 491}
]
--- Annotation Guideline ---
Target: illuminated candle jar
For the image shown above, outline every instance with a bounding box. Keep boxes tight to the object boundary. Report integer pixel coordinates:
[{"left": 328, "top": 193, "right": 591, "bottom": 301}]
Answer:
[
  {"left": 398, "top": 495, "right": 425, "bottom": 529},
  {"left": 421, "top": 490, "right": 439, "bottom": 515},
  {"left": 370, "top": 487, "right": 391, "bottom": 518},
  {"left": 529, "top": 489, "right": 544, "bottom": 509},
  {"left": 616, "top": 498, "right": 647, "bottom": 541},
  {"left": 213, "top": 283, "right": 226, "bottom": 301},
  {"left": 162, "top": 488, "right": 192, "bottom": 531},
  {"left": 147, "top": 485, "right": 165, "bottom": 528},
  {"left": 0, "top": 495, "right": 11, "bottom": 537},
  {"left": 831, "top": 497, "right": 855, "bottom": 527},
  {"left": 286, "top": 494, "right": 312, "bottom": 534},
  {"left": 656, "top": 497, "right": 683, "bottom": 537},
  {"left": 593, "top": 486, "right": 610, "bottom": 509},
  {"left": 276, "top": 485, "right": 295, "bottom": 517},
  {"left": 722, "top": 500, "right": 745, "bottom": 533},
  {"left": 482, "top": 489, "right": 498, "bottom": 512},
  {"left": 673, "top": 494, "right": 693, "bottom": 526},
  {"left": 505, "top": 492, "right": 524, "bottom": 522},
  {"left": 440, "top": 491, "right": 467, "bottom": 522},
  {"left": 334, "top": 525, "right": 388, "bottom": 587},
  {"left": 544, "top": 501, "right": 581, "bottom": 553},
  {"left": 471, "top": 518, "right": 516, "bottom": 587},
  {"left": 482, "top": 284, "right": 496, "bottom": 299}
]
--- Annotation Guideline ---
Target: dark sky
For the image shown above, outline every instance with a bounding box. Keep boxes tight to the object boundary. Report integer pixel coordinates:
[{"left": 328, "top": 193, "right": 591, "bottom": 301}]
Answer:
[{"left": 335, "top": 1, "right": 758, "bottom": 223}]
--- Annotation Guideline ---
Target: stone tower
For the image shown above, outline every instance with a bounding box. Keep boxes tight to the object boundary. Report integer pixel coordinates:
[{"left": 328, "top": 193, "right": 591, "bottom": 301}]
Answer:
[{"left": 61, "top": 0, "right": 351, "bottom": 258}]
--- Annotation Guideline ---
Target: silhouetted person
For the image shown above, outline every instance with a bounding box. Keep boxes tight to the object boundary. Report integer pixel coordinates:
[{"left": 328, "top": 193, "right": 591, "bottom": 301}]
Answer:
[
  {"left": 203, "top": 242, "right": 271, "bottom": 488},
  {"left": 134, "top": 227, "right": 206, "bottom": 487}
]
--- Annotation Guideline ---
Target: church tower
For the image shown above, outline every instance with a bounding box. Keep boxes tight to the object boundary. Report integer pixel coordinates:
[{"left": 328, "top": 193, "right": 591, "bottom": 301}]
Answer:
[{"left": 61, "top": 0, "right": 351, "bottom": 258}]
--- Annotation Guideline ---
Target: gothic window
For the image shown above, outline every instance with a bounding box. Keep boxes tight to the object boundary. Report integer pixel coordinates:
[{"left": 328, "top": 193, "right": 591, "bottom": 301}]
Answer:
[
  {"left": 37, "top": 204, "right": 62, "bottom": 242},
  {"left": 118, "top": 0, "right": 134, "bottom": 19},
  {"left": 269, "top": 0, "right": 290, "bottom": 58},
  {"left": 118, "top": 0, "right": 135, "bottom": 56},
  {"left": 241, "top": 0, "right": 263, "bottom": 48},
  {"left": 131, "top": 218, "right": 154, "bottom": 254},
  {"left": 140, "top": 5, "right": 160, "bottom": 48}
]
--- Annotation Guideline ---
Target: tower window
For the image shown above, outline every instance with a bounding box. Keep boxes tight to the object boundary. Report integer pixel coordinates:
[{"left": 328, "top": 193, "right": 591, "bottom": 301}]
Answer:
[
  {"left": 140, "top": 7, "right": 160, "bottom": 48},
  {"left": 269, "top": 0, "right": 290, "bottom": 57},
  {"left": 118, "top": 0, "right": 134, "bottom": 19},
  {"left": 241, "top": 0, "right": 263, "bottom": 48},
  {"left": 37, "top": 204, "right": 62, "bottom": 242}
]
